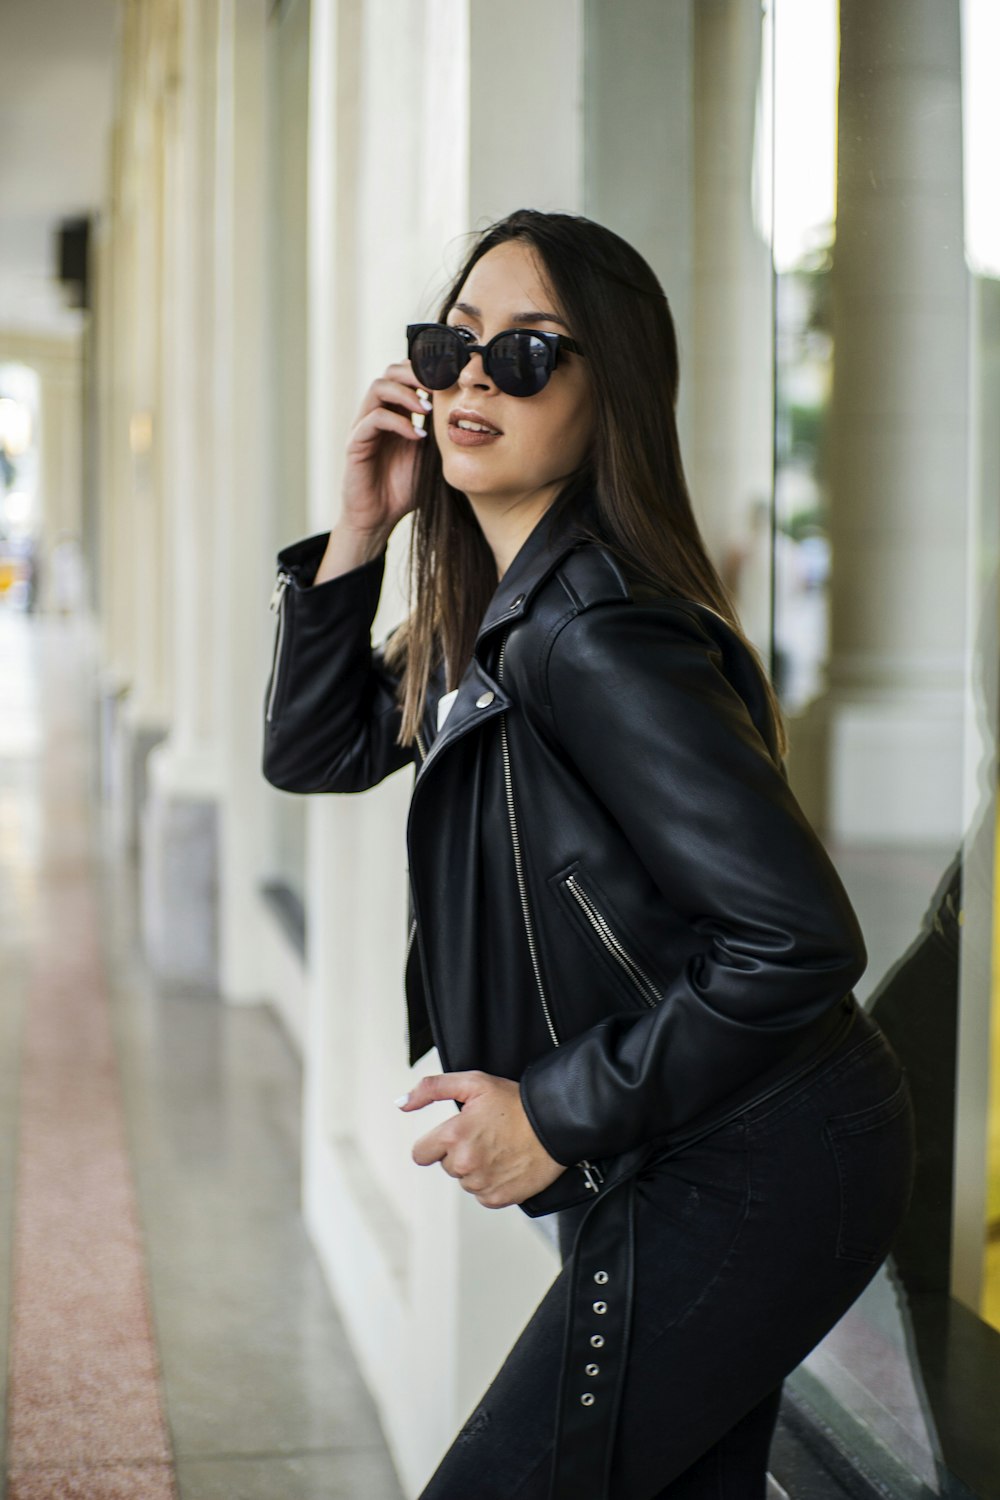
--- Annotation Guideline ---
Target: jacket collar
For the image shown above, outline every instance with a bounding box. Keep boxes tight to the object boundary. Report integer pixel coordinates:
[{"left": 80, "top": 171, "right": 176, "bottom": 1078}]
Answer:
[
  {"left": 411, "top": 480, "right": 600, "bottom": 785},
  {"left": 474, "top": 478, "right": 600, "bottom": 653}
]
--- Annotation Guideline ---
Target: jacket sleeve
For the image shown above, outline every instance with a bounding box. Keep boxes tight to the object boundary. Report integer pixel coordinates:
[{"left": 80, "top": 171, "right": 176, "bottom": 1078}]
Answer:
[
  {"left": 517, "top": 600, "right": 868, "bottom": 1165},
  {"left": 261, "top": 530, "right": 415, "bottom": 793}
]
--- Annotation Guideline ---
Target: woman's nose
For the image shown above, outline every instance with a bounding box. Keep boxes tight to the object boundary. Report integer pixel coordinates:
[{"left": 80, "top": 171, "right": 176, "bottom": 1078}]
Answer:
[{"left": 457, "top": 351, "right": 493, "bottom": 391}]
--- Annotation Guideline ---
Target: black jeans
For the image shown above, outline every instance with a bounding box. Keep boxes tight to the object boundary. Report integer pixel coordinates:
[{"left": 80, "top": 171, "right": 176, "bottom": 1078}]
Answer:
[{"left": 418, "top": 1005, "right": 916, "bottom": 1499}]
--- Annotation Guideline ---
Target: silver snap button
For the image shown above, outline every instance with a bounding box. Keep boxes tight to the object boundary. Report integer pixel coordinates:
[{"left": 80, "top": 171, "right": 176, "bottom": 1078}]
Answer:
[
  {"left": 586, "top": 1363, "right": 600, "bottom": 1376},
  {"left": 580, "top": 1392, "right": 595, "bottom": 1407},
  {"left": 593, "top": 1300, "right": 607, "bottom": 1315},
  {"left": 590, "top": 1334, "right": 605, "bottom": 1348},
  {"left": 509, "top": 593, "right": 525, "bottom": 608},
  {"left": 594, "top": 1270, "right": 609, "bottom": 1285},
  {"left": 476, "top": 691, "right": 495, "bottom": 708}
]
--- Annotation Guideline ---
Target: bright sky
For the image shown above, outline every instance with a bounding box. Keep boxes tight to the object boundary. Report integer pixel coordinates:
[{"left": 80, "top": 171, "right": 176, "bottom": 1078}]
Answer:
[
  {"left": 771, "top": 0, "right": 838, "bottom": 272},
  {"left": 963, "top": 0, "right": 1000, "bottom": 277},
  {"left": 765, "top": 0, "right": 997, "bottom": 278}
]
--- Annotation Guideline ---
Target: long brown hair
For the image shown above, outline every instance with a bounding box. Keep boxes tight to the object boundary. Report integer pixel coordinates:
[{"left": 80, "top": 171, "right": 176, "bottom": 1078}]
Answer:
[{"left": 384, "top": 209, "right": 788, "bottom": 760}]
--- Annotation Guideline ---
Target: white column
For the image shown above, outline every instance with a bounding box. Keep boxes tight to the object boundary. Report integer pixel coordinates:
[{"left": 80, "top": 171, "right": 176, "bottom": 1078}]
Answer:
[
  {"left": 213, "top": 0, "right": 273, "bottom": 1003},
  {"left": 96, "top": 95, "right": 139, "bottom": 837},
  {"left": 467, "top": 0, "right": 584, "bottom": 221},
  {"left": 299, "top": 4, "right": 581, "bottom": 1493},
  {"left": 789, "top": 0, "right": 969, "bottom": 844},
  {"left": 689, "top": 0, "right": 774, "bottom": 587},
  {"left": 582, "top": 0, "right": 696, "bottom": 454},
  {"left": 141, "top": 0, "right": 224, "bottom": 987},
  {"left": 111, "top": 6, "right": 173, "bottom": 855}
]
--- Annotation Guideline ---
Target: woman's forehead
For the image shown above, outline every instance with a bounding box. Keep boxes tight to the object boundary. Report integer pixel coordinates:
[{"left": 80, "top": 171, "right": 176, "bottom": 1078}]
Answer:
[{"left": 455, "top": 242, "right": 563, "bottom": 324}]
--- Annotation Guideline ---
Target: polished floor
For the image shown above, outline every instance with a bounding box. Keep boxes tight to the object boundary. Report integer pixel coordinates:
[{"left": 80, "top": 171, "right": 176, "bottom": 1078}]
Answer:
[{"left": 0, "top": 608, "right": 404, "bottom": 1498}]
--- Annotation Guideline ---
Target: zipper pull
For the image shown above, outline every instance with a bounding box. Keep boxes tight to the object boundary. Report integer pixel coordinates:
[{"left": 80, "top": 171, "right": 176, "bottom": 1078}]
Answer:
[
  {"left": 269, "top": 571, "right": 293, "bottom": 612},
  {"left": 579, "top": 1160, "right": 604, "bottom": 1194}
]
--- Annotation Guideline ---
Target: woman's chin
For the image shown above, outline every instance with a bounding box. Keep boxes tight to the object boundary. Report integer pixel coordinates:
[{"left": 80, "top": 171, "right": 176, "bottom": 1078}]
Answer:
[{"left": 440, "top": 453, "right": 506, "bottom": 493}]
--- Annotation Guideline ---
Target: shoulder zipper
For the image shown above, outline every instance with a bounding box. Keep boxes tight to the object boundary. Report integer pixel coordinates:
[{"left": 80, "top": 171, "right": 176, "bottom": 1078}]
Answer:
[
  {"left": 497, "top": 632, "right": 604, "bottom": 1197},
  {"left": 266, "top": 571, "right": 294, "bottom": 723}
]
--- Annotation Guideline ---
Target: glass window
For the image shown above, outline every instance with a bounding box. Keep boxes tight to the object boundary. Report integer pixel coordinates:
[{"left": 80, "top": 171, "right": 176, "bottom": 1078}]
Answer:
[{"left": 585, "top": 1, "right": 1000, "bottom": 1492}]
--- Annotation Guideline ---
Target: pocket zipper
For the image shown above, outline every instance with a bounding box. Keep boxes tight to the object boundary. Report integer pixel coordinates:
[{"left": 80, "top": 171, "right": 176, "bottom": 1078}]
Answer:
[
  {"left": 563, "top": 872, "right": 661, "bottom": 1009},
  {"left": 266, "top": 571, "right": 294, "bottom": 723},
  {"left": 497, "top": 632, "right": 605, "bottom": 1197}
]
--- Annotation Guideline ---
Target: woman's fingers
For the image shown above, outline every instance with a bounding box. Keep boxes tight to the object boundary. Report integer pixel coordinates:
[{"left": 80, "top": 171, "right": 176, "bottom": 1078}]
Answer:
[
  {"left": 399, "top": 1071, "right": 488, "bottom": 1110},
  {"left": 346, "top": 404, "right": 427, "bottom": 451},
  {"left": 355, "top": 364, "right": 430, "bottom": 420},
  {"left": 410, "top": 1127, "right": 449, "bottom": 1168}
]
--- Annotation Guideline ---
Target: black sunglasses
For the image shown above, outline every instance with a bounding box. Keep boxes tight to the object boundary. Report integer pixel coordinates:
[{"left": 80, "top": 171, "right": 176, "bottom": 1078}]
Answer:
[{"left": 406, "top": 322, "right": 585, "bottom": 398}]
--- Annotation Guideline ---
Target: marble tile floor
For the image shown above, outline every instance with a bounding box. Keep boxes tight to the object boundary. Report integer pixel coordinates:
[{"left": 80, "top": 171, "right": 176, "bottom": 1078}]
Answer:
[{"left": 0, "top": 607, "right": 405, "bottom": 1500}]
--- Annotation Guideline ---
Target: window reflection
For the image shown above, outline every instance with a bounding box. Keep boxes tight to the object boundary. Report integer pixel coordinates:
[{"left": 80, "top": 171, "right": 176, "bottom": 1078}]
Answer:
[
  {"left": 583, "top": 0, "right": 1000, "bottom": 1488},
  {"left": 772, "top": 0, "right": 1000, "bottom": 1494}
]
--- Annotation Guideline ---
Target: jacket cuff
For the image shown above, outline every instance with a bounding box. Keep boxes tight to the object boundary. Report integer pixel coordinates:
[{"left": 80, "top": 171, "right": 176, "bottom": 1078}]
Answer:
[
  {"left": 519, "top": 1045, "right": 608, "bottom": 1167},
  {"left": 277, "top": 531, "right": 387, "bottom": 618}
]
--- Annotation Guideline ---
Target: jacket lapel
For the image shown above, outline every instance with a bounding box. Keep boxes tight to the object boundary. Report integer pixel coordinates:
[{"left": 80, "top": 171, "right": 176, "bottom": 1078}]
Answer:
[
  {"left": 473, "top": 480, "right": 600, "bottom": 651},
  {"left": 415, "top": 479, "right": 600, "bottom": 777}
]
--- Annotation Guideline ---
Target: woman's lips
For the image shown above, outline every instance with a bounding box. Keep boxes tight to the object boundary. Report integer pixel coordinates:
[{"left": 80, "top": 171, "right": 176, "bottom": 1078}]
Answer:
[{"left": 447, "top": 425, "right": 502, "bottom": 447}]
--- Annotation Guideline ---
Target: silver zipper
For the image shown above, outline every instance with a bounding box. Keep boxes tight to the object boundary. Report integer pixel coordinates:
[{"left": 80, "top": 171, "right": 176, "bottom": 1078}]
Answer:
[
  {"left": 498, "top": 636, "right": 558, "bottom": 1048},
  {"left": 497, "top": 632, "right": 604, "bottom": 1196},
  {"left": 406, "top": 915, "right": 417, "bottom": 962},
  {"left": 266, "top": 571, "right": 294, "bottom": 722},
  {"left": 563, "top": 874, "right": 660, "bottom": 1009},
  {"left": 415, "top": 729, "right": 427, "bottom": 762}
]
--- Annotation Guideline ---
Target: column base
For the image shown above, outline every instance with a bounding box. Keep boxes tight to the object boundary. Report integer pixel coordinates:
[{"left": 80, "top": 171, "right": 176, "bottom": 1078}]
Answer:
[
  {"left": 97, "top": 681, "right": 169, "bottom": 857},
  {"left": 140, "top": 745, "right": 221, "bottom": 990}
]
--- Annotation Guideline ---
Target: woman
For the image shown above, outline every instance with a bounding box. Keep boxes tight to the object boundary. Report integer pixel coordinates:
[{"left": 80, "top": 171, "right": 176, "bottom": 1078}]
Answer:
[{"left": 262, "top": 209, "right": 915, "bottom": 1500}]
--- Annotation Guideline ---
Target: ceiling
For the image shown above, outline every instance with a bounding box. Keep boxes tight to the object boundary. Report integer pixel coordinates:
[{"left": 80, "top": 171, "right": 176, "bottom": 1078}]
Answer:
[{"left": 0, "top": 0, "right": 117, "bottom": 340}]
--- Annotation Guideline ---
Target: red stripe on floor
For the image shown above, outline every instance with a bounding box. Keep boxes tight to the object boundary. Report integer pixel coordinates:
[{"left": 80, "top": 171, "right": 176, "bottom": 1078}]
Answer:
[{"left": 5, "top": 874, "right": 176, "bottom": 1498}]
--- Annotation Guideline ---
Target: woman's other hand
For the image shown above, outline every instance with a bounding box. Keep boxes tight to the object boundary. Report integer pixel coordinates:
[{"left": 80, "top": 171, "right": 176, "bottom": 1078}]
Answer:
[{"left": 399, "top": 1071, "right": 567, "bottom": 1208}]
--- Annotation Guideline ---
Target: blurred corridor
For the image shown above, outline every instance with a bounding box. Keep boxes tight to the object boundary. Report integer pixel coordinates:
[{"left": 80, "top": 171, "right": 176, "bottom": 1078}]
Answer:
[
  {"left": 0, "top": 608, "right": 404, "bottom": 1496},
  {"left": 1, "top": 0, "right": 999, "bottom": 1496}
]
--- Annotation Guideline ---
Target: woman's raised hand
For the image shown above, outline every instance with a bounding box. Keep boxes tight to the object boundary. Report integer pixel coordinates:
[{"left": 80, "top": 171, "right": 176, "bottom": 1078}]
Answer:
[
  {"left": 343, "top": 359, "right": 431, "bottom": 530},
  {"left": 311, "top": 360, "right": 431, "bottom": 586}
]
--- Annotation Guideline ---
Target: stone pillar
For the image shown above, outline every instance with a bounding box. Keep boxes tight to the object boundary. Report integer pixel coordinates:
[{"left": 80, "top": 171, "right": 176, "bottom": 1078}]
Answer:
[
  {"left": 212, "top": 0, "right": 273, "bottom": 1003},
  {"left": 141, "top": 0, "right": 223, "bottom": 989},
  {"left": 298, "top": 6, "right": 582, "bottom": 1494},
  {"left": 96, "top": 104, "right": 139, "bottom": 842},
  {"left": 789, "top": 0, "right": 969, "bottom": 844},
  {"left": 100, "top": 0, "right": 173, "bottom": 856},
  {"left": 689, "top": 0, "right": 774, "bottom": 621},
  {"left": 582, "top": 0, "right": 696, "bottom": 454}
]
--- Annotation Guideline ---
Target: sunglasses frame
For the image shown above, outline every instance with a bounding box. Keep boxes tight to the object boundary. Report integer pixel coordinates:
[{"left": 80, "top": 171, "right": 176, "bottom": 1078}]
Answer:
[{"left": 406, "top": 322, "right": 585, "bottom": 397}]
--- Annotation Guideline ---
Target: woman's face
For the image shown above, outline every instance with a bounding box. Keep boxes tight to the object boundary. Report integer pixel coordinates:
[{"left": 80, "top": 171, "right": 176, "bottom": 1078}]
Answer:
[{"left": 429, "top": 240, "right": 593, "bottom": 506}]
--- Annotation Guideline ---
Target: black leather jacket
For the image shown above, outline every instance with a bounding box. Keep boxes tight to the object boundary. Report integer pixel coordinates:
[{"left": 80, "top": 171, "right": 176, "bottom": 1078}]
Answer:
[{"left": 262, "top": 485, "right": 867, "bottom": 1198}]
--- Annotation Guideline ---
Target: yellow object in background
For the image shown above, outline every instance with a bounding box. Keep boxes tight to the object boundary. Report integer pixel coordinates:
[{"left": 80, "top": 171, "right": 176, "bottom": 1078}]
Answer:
[{"left": 984, "top": 807, "right": 1000, "bottom": 1331}]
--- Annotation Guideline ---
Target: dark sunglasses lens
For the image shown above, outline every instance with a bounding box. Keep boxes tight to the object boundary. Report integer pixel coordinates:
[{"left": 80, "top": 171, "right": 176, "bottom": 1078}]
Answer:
[
  {"left": 410, "top": 327, "right": 464, "bottom": 389},
  {"left": 489, "top": 332, "right": 553, "bottom": 396}
]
